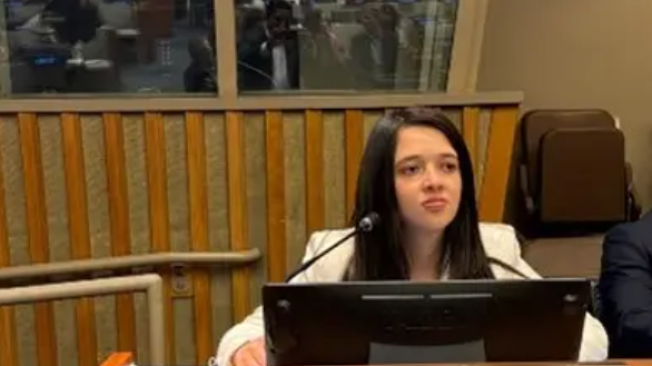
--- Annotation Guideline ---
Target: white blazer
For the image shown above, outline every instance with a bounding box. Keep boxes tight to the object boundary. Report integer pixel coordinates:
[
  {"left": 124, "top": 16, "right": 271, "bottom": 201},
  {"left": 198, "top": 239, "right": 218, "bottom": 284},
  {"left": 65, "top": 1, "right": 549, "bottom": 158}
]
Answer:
[{"left": 215, "top": 223, "right": 608, "bottom": 365}]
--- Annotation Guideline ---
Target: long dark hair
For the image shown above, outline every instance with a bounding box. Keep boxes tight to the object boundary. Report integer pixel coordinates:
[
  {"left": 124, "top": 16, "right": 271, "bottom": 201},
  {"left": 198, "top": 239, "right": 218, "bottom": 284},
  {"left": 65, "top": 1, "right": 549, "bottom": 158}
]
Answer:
[{"left": 345, "top": 107, "right": 494, "bottom": 281}]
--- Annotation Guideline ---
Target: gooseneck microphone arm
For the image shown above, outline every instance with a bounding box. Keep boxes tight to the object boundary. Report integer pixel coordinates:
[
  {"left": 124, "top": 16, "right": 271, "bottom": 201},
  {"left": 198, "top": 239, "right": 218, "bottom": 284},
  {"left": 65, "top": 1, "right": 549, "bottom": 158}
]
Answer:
[{"left": 284, "top": 213, "right": 381, "bottom": 283}]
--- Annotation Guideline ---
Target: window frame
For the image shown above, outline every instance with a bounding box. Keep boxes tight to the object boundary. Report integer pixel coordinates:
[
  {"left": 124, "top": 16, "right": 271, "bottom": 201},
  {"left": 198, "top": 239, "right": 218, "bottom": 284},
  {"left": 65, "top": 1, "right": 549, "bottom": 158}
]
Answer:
[{"left": 0, "top": 0, "right": 495, "bottom": 112}]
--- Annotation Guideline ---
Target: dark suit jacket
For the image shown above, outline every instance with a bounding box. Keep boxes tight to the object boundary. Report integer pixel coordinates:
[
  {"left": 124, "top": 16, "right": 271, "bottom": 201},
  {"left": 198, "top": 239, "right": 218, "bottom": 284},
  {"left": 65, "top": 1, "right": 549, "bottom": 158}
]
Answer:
[
  {"left": 237, "top": 24, "right": 300, "bottom": 91},
  {"left": 598, "top": 210, "right": 652, "bottom": 357},
  {"left": 349, "top": 32, "right": 398, "bottom": 90}
]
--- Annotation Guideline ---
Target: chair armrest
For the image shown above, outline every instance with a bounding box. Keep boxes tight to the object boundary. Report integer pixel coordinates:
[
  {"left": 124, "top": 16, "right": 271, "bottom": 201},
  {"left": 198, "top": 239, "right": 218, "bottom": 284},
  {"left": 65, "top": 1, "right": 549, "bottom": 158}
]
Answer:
[
  {"left": 519, "top": 164, "right": 535, "bottom": 215},
  {"left": 625, "top": 162, "right": 642, "bottom": 221}
]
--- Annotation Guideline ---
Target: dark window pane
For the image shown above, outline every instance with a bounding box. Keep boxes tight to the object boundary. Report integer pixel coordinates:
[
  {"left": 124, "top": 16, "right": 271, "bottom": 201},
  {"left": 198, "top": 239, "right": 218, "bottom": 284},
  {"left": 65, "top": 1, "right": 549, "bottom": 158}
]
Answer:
[
  {"left": 235, "top": 0, "right": 458, "bottom": 94},
  {"left": 2, "top": 0, "right": 217, "bottom": 95}
]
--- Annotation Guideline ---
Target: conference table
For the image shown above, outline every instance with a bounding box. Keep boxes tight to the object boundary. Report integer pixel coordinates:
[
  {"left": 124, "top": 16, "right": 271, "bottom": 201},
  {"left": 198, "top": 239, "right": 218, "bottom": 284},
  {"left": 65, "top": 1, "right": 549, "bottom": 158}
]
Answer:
[{"left": 97, "top": 354, "right": 652, "bottom": 366}]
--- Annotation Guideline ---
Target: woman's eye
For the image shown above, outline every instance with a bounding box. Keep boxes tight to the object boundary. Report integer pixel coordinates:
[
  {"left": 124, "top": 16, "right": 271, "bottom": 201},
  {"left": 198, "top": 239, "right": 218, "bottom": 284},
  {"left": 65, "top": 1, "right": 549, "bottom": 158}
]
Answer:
[
  {"left": 442, "top": 162, "right": 458, "bottom": 173},
  {"left": 400, "top": 164, "right": 422, "bottom": 175}
]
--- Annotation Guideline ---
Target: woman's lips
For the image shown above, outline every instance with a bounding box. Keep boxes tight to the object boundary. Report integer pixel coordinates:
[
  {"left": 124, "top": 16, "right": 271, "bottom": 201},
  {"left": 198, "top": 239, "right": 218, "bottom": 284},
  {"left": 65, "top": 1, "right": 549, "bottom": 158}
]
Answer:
[{"left": 421, "top": 197, "right": 447, "bottom": 211}]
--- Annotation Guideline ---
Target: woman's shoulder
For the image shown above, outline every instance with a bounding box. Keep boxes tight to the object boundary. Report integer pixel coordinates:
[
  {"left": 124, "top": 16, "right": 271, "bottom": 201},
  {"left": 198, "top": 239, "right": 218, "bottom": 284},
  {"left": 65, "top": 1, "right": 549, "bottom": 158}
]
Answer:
[
  {"left": 303, "top": 228, "right": 356, "bottom": 281},
  {"left": 478, "top": 222, "right": 522, "bottom": 262},
  {"left": 307, "top": 228, "right": 355, "bottom": 253}
]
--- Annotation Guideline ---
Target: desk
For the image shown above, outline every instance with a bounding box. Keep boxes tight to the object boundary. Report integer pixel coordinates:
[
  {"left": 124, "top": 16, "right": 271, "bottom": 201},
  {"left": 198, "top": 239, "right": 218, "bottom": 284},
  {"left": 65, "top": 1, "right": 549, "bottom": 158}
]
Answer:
[
  {"left": 99, "top": 352, "right": 133, "bottom": 366},
  {"left": 96, "top": 355, "right": 652, "bottom": 366}
]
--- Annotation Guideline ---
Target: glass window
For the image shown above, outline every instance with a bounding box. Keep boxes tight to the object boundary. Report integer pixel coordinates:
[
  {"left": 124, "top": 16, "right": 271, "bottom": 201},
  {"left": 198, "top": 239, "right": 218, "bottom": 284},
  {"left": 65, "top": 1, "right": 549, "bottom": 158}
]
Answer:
[
  {"left": 1, "top": 0, "right": 216, "bottom": 95},
  {"left": 234, "top": 0, "right": 458, "bottom": 94}
]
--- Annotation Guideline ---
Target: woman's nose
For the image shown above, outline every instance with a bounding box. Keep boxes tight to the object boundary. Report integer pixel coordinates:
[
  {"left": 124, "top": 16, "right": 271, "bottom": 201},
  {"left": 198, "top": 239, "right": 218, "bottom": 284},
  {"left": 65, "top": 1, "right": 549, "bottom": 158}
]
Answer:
[{"left": 421, "top": 166, "right": 441, "bottom": 191}]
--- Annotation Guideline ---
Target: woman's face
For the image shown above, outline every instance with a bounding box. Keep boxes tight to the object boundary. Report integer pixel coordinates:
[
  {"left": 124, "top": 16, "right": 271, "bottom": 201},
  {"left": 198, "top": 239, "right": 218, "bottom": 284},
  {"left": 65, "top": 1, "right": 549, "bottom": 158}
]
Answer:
[{"left": 393, "top": 126, "right": 462, "bottom": 233}]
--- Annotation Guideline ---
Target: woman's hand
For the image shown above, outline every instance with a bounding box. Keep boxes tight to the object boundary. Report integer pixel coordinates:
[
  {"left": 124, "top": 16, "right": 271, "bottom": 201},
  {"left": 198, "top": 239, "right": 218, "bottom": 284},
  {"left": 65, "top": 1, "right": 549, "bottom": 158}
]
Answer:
[{"left": 232, "top": 337, "right": 266, "bottom": 366}]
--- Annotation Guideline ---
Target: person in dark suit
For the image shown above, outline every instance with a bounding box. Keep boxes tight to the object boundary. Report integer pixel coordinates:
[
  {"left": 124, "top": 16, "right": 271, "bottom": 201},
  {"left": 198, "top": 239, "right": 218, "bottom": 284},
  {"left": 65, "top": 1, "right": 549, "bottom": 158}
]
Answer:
[
  {"left": 184, "top": 25, "right": 217, "bottom": 92},
  {"left": 236, "top": 0, "right": 300, "bottom": 91},
  {"left": 598, "top": 210, "right": 652, "bottom": 357},
  {"left": 349, "top": 2, "right": 399, "bottom": 90}
]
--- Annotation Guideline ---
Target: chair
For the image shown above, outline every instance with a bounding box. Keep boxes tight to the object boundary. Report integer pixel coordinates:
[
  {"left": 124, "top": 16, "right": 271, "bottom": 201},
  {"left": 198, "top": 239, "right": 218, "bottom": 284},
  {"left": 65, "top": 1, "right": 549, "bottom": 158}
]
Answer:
[{"left": 519, "top": 109, "right": 640, "bottom": 232}]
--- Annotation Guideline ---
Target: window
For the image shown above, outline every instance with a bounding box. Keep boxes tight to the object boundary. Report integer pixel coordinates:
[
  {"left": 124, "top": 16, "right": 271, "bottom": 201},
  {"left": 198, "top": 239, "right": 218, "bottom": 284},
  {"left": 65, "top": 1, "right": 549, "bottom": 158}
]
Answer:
[
  {"left": 234, "top": 0, "right": 458, "bottom": 94},
  {"left": 2, "top": 0, "right": 216, "bottom": 95}
]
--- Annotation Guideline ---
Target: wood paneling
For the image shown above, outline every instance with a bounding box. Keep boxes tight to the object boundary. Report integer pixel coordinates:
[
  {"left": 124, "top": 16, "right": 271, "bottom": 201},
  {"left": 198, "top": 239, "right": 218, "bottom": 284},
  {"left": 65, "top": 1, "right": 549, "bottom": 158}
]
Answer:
[
  {"left": 265, "top": 111, "right": 286, "bottom": 282},
  {"left": 143, "top": 112, "right": 174, "bottom": 364},
  {"left": 17, "top": 113, "right": 57, "bottom": 366},
  {"left": 102, "top": 113, "right": 137, "bottom": 357},
  {"left": 305, "top": 110, "right": 324, "bottom": 235},
  {"left": 0, "top": 117, "right": 18, "bottom": 366},
  {"left": 344, "top": 110, "right": 364, "bottom": 221},
  {"left": 0, "top": 103, "right": 519, "bottom": 366},
  {"left": 184, "top": 112, "right": 214, "bottom": 364},
  {"left": 462, "top": 107, "right": 480, "bottom": 169},
  {"left": 479, "top": 106, "right": 519, "bottom": 222},
  {"left": 225, "top": 111, "right": 250, "bottom": 321},
  {"left": 61, "top": 113, "right": 98, "bottom": 366}
]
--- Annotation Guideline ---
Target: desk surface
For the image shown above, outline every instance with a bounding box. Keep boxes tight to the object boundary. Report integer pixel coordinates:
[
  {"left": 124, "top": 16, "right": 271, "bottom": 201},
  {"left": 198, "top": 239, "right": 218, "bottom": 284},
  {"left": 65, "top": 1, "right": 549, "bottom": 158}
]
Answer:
[{"left": 97, "top": 354, "right": 652, "bottom": 366}]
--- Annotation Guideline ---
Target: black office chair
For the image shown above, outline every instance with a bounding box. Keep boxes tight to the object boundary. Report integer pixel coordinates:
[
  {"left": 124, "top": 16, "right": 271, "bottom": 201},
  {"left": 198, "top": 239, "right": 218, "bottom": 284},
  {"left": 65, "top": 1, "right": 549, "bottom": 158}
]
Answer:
[{"left": 589, "top": 280, "right": 601, "bottom": 318}]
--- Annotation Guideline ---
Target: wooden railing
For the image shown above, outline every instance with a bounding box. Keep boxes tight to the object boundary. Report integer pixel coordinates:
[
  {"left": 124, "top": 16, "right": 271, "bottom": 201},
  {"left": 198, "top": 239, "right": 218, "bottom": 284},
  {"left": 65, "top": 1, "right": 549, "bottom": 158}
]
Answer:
[
  {"left": 0, "top": 274, "right": 165, "bottom": 366},
  {"left": 0, "top": 91, "right": 522, "bottom": 366}
]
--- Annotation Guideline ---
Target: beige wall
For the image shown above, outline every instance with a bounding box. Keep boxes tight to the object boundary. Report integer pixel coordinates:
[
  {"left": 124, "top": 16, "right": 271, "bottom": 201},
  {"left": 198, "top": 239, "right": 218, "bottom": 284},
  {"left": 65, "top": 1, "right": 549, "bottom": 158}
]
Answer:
[{"left": 477, "top": 0, "right": 652, "bottom": 211}]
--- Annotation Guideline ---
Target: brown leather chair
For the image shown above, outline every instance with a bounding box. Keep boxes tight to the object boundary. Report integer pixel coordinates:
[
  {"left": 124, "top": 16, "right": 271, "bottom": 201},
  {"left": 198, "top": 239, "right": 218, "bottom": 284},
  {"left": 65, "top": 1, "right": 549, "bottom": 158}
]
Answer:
[{"left": 519, "top": 109, "right": 639, "bottom": 229}]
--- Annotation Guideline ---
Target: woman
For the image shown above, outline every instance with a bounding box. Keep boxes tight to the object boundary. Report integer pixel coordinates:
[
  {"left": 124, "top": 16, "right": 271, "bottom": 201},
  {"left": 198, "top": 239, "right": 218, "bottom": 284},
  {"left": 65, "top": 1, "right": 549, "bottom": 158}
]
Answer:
[{"left": 215, "top": 107, "right": 608, "bottom": 366}]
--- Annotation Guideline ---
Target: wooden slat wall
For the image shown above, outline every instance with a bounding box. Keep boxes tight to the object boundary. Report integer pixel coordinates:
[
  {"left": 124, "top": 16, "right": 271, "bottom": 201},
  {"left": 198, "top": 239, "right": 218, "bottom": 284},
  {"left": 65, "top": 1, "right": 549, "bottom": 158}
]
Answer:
[
  {"left": 18, "top": 113, "right": 58, "bottom": 366},
  {"left": 0, "top": 116, "right": 18, "bottom": 366},
  {"left": 0, "top": 105, "right": 518, "bottom": 366},
  {"left": 225, "top": 111, "right": 250, "bottom": 322},
  {"left": 305, "top": 110, "right": 324, "bottom": 235},
  {"left": 102, "top": 113, "right": 137, "bottom": 357},
  {"left": 265, "top": 111, "right": 286, "bottom": 283},
  {"left": 185, "top": 111, "right": 214, "bottom": 364},
  {"left": 344, "top": 110, "right": 365, "bottom": 221},
  {"left": 61, "top": 113, "right": 98, "bottom": 366},
  {"left": 143, "top": 112, "right": 175, "bottom": 365}
]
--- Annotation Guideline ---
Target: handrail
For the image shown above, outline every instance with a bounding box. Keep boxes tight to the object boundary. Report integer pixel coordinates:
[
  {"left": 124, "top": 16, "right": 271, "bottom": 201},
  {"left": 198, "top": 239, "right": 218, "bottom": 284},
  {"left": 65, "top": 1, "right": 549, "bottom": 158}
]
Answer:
[
  {"left": 0, "top": 249, "right": 261, "bottom": 282},
  {"left": 0, "top": 274, "right": 165, "bottom": 366}
]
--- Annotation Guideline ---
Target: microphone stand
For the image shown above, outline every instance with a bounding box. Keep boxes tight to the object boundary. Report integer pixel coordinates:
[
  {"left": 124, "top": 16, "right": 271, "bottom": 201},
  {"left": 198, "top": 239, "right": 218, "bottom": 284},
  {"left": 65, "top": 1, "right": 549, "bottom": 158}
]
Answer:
[{"left": 284, "top": 213, "right": 380, "bottom": 283}]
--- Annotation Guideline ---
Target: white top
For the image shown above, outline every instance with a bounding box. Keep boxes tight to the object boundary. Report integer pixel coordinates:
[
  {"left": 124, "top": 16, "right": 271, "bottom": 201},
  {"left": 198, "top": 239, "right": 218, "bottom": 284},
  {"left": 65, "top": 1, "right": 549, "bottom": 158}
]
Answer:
[
  {"left": 214, "top": 223, "right": 609, "bottom": 365},
  {"left": 271, "top": 44, "right": 289, "bottom": 90}
]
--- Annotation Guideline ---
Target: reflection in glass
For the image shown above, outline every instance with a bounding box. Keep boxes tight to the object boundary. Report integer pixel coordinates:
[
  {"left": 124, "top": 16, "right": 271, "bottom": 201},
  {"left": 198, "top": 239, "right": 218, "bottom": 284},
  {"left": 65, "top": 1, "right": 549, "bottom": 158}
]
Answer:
[
  {"left": 2, "top": 0, "right": 217, "bottom": 95},
  {"left": 235, "top": 0, "right": 458, "bottom": 93}
]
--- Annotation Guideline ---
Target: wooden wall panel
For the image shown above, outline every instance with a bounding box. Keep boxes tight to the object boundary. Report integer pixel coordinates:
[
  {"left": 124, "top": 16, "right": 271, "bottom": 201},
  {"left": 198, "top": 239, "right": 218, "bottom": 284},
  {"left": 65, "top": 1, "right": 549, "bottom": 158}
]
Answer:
[
  {"left": 283, "top": 113, "right": 306, "bottom": 273},
  {"left": 103, "top": 113, "right": 137, "bottom": 358},
  {"left": 0, "top": 117, "right": 18, "bottom": 366},
  {"left": 18, "top": 113, "right": 58, "bottom": 366},
  {"left": 82, "top": 115, "right": 118, "bottom": 362},
  {"left": 478, "top": 106, "right": 519, "bottom": 222},
  {"left": 143, "top": 112, "right": 174, "bottom": 364},
  {"left": 205, "top": 114, "right": 233, "bottom": 342},
  {"left": 322, "top": 113, "right": 346, "bottom": 229},
  {"left": 462, "top": 107, "right": 480, "bottom": 170},
  {"left": 265, "top": 111, "right": 286, "bottom": 282},
  {"left": 243, "top": 113, "right": 267, "bottom": 306},
  {"left": 1, "top": 117, "right": 34, "bottom": 366},
  {"left": 38, "top": 116, "right": 77, "bottom": 366},
  {"left": 61, "top": 113, "right": 98, "bottom": 366},
  {"left": 225, "top": 111, "right": 250, "bottom": 321},
  {"left": 166, "top": 115, "right": 191, "bottom": 255},
  {"left": 0, "top": 104, "right": 519, "bottom": 366},
  {"left": 344, "top": 110, "right": 364, "bottom": 221},
  {"left": 185, "top": 112, "right": 213, "bottom": 365},
  {"left": 305, "top": 110, "right": 324, "bottom": 236}
]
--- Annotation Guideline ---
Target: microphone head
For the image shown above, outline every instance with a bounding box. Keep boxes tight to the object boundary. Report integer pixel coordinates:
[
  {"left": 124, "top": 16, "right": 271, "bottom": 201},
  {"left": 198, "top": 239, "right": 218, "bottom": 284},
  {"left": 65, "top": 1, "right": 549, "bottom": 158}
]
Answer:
[{"left": 358, "top": 212, "right": 381, "bottom": 232}]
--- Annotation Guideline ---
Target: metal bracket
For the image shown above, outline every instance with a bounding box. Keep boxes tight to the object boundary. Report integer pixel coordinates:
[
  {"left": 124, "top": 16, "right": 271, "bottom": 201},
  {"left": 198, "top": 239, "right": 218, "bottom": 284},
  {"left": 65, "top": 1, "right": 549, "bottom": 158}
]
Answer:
[{"left": 170, "top": 264, "right": 192, "bottom": 297}]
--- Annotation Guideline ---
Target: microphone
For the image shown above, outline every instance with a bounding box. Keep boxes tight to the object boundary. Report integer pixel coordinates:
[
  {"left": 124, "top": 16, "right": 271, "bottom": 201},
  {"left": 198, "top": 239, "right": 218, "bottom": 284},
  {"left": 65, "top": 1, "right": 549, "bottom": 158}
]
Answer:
[
  {"left": 487, "top": 257, "right": 530, "bottom": 279},
  {"left": 284, "top": 212, "right": 381, "bottom": 283}
]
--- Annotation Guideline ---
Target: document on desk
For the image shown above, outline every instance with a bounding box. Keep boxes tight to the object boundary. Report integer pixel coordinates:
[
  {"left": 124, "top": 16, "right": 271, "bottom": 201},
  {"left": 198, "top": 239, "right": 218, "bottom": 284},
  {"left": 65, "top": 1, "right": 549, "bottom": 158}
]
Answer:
[{"left": 368, "top": 340, "right": 486, "bottom": 364}]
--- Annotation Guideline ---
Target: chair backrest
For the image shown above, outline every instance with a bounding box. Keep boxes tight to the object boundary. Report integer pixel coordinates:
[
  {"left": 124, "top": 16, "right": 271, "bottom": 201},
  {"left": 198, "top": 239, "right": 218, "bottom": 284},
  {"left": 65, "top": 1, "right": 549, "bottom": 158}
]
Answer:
[
  {"left": 539, "top": 127, "right": 626, "bottom": 223},
  {"left": 521, "top": 109, "right": 617, "bottom": 202}
]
